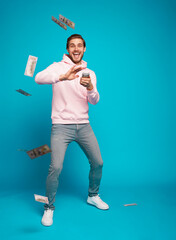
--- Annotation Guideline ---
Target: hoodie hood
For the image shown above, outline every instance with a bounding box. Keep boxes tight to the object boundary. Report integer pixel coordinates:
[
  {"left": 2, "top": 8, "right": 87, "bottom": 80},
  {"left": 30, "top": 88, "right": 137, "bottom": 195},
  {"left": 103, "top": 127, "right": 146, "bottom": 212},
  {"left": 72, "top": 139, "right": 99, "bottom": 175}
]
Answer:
[{"left": 61, "top": 54, "right": 87, "bottom": 69}]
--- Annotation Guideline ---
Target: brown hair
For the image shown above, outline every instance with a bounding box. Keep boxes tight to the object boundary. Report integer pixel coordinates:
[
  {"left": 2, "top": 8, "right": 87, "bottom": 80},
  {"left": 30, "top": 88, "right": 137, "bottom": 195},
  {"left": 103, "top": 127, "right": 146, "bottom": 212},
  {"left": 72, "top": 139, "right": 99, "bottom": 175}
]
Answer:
[{"left": 66, "top": 34, "right": 86, "bottom": 49}]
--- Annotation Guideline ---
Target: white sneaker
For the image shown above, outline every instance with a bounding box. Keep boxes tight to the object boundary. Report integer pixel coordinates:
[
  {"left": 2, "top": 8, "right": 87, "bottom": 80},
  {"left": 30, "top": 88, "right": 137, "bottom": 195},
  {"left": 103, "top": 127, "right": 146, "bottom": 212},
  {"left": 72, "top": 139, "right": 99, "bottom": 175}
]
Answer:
[
  {"left": 41, "top": 209, "right": 54, "bottom": 226},
  {"left": 87, "top": 195, "right": 109, "bottom": 210}
]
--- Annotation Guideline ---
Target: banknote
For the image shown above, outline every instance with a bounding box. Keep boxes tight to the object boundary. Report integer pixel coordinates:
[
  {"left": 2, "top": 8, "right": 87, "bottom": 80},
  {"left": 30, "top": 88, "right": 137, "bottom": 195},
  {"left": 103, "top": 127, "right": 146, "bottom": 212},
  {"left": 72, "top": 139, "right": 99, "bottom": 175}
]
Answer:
[
  {"left": 52, "top": 16, "right": 67, "bottom": 30},
  {"left": 59, "top": 14, "right": 75, "bottom": 29},
  {"left": 34, "top": 194, "right": 49, "bottom": 204},
  {"left": 124, "top": 203, "right": 137, "bottom": 207},
  {"left": 24, "top": 55, "right": 38, "bottom": 77},
  {"left": 27, "top": 144, "right": 51, "bottom": 159},
  {"left": 16, "top": 89, "right": 31, "bottom": 96}
]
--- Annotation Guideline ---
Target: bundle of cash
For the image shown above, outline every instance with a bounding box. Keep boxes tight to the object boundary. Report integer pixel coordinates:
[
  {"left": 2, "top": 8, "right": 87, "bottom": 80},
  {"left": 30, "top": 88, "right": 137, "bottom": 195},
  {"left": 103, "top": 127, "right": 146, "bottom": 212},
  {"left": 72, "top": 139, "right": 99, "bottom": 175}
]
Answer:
[
  {"left": 52, "top": 16, "right": 67, "bottom": 30},
  {"left": 124, "top": 203, "right": 137, "bottom": 207},
  {"left": 24, "top": 55, "right": 38, "bottom": 77},
  {"left": 59, "top": 14, "right": 75, "bottom": 29},
  {"left": 16, "top": 89, "right": 31, "bottom": 96},
  {"left": 34, "top": 194, "right": 49, "bottom": 204},
  {"left": 27, "top": 144, "right": 51, "bottom": 159}
]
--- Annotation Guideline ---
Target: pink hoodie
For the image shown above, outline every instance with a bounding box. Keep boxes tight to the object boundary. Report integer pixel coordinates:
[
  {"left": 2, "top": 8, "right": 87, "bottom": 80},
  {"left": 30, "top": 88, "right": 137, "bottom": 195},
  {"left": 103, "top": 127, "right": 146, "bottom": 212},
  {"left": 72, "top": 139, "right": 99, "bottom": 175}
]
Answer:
[{"left": 35, "top": 54, "right": 99, "bottom": 124}]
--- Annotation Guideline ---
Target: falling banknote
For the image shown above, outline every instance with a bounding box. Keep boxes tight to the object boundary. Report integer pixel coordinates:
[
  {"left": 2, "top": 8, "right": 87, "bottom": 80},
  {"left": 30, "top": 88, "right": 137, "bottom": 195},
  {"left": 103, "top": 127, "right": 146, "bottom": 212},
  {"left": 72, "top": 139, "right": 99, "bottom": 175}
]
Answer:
[
  {"left": 27, "top": 144, "right": 51, "bottom": 159},
  {"left": 52, "top": 16, "right": 67, "bottom": 30},
  {"left": 34, "top": 194, "right": 49, "bottom": 204},
  {"left": 16, "top": 89, "right": 31, "bottom": 96},
  {"left": 59, "top": 14, "right": 75, "bottom": 29},
  {"left": 24, "top": 55, "right": 38, "bottom": 77},
  {"left": 124, "top": 203, "right": 137, "bottom": 207}
]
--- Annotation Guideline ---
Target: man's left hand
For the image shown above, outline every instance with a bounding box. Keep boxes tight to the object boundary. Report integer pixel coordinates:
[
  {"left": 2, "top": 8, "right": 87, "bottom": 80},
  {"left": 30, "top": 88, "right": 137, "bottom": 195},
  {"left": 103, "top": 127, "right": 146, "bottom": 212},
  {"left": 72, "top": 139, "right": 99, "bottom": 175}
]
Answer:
[{"left": 80, "top": 77, "right": 93, "bottom": 91}]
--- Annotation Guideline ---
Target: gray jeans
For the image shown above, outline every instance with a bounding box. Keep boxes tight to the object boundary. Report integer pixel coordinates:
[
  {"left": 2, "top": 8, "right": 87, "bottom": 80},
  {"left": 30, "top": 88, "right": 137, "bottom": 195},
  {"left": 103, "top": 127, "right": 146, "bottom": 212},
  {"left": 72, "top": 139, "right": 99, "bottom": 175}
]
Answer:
[{"left": 44, "top": 123, "right": 103, "bottom": 210}]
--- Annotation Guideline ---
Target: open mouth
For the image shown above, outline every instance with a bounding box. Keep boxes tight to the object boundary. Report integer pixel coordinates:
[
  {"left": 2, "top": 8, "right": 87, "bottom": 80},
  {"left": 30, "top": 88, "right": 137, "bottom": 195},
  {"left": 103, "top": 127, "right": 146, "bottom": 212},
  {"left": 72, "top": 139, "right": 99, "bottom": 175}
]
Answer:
[{"left": 73, "top": 52, "right": 80, "bottom": 59}]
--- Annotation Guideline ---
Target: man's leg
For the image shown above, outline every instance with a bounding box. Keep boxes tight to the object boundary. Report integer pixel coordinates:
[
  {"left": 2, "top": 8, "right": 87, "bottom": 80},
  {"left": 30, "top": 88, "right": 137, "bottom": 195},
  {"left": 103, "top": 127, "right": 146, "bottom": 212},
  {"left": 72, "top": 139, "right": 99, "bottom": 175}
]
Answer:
[
  {"left": 76, "top": 124, "right": 109, "bottom": 210},
  {"left": 44, "top": 124, "right": 76, "bottom": 211},
  {"left": 75, "top": 123, "right": 103, "bottom": 197},
  {"left": 42, "top": 124, "right": 77, "bottom": 226}
]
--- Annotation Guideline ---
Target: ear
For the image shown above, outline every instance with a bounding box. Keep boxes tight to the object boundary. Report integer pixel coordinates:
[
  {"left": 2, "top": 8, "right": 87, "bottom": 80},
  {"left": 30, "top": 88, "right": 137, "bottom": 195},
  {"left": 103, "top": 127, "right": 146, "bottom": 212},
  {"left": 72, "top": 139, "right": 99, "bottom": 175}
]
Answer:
[{"left": 84, "top": 47, "right": 86, "bottom": 53}]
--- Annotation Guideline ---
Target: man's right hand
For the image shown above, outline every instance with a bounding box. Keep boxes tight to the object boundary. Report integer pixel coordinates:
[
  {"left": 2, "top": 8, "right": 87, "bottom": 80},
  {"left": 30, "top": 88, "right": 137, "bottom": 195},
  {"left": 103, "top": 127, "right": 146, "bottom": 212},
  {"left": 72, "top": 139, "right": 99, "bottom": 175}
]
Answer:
[{"left": 59, "top": 66, "right": 83, "bottom": 81}]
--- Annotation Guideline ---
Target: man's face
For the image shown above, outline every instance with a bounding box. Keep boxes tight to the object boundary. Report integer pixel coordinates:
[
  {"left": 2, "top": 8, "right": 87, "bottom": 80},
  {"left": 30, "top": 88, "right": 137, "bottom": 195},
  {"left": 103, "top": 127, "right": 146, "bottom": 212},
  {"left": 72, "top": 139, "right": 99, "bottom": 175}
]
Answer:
[{"left": 67, "top": 38, "right": 86, "bottom": 65}]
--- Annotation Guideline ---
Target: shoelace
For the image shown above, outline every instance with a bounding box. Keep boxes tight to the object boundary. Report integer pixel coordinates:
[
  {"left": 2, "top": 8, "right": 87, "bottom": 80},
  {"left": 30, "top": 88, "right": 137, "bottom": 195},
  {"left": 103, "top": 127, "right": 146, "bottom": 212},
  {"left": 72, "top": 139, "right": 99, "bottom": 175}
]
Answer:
[
  {"left": 96, "top": 194, "right": 107, "bottom": 205},
  {"left": 95, "top": 194, "right": 104, "bottom": 202}
]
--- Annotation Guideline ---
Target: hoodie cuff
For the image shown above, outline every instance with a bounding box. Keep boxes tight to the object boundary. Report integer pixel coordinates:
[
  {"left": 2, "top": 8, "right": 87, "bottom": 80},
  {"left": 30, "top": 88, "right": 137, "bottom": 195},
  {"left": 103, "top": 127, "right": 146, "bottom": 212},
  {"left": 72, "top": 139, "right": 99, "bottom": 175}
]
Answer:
[{"left": 87, "top": 87, "right": 96, "bottom": 94}]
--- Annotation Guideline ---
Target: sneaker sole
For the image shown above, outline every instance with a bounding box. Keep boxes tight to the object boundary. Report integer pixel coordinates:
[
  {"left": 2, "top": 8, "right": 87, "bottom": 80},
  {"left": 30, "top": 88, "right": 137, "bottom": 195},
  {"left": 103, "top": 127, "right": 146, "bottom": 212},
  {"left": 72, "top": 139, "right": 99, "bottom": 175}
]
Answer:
[{"left": 41, "top": 220, "right": 53, "bottom": 227}]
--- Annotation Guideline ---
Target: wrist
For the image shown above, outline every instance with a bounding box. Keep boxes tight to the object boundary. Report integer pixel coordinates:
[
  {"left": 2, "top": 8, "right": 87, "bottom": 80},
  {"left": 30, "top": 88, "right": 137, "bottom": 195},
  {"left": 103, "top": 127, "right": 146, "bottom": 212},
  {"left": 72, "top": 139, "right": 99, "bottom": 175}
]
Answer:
[{"left": 59, "top": 74, "right": 66, "bottom": 81}]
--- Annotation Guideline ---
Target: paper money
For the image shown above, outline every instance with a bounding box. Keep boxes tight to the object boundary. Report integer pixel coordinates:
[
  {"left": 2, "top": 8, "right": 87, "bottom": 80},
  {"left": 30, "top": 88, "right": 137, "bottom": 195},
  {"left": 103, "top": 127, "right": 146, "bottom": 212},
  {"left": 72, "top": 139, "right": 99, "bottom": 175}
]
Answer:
[
  {"left": 124, "top": 203, "right": 137, "bottom": 207},
  {"left": 52, "top": 16, "right": 67, "bottom": 30},
  {"left": 34, "top": 194, "right": 49, "bottom": 204},
  {"left": 59, "top": 14, "right": 75, "bottom": 29},
  {"left": 16, "top": 89, "right": 31, "bottom": 96},
  {"left": 27, "top": 144, "right": 51, "bottom": 159},
  {"left": 24, "top": 55, "right": 38, "bottom": 77}
]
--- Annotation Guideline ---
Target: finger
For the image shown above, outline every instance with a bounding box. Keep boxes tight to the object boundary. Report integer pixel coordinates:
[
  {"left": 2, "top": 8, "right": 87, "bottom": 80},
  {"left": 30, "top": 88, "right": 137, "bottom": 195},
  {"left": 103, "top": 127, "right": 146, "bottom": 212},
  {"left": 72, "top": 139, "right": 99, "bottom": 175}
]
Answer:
[
  {"left": 68, "top": 73, "right": 79, "bottom": 80},
  {"left": 80, "top": 83, "right": 89, "bottom": 87},
  {"left": 80, "top": 81, "right": 87, "bottom": 86},
  {"left": 70, "top": 75, "right": 79, "bottom": 80},
  {"left": 81, "top": 79, "right": 91, "bottom": 84},
  {"left": 73, "top": 66, "right": 84, "bottom": 73},
  {"left": 81, "top": 80, "right": 90, "bottom": 85},
  {"left": 69, "top": 66, "right": 75, "bottom": 72},
  {"left": 67, "top": 66, "right": 75, "bottom": 76},
  {"left": 81, "top": 77, "right": 91, "bottom": 80},
  {"left": 80, "top": 77, "right": 90, "bottom": 81}
]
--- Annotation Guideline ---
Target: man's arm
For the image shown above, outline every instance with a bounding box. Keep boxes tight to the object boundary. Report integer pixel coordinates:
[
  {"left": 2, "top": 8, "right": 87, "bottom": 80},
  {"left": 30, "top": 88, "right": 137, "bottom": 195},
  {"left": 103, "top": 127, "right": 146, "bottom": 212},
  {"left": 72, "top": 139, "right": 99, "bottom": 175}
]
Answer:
[
  {"left": 35, "top": 63, "right": 83, "bottom": 85},
  {"left": 35, "top": 63, "right": 62, "bottom": 85}
]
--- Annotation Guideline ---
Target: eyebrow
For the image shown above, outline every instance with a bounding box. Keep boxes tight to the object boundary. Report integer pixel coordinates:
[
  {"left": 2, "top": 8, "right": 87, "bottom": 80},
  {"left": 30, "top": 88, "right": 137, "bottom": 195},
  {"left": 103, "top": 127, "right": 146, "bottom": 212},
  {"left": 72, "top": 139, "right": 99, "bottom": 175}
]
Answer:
[{"left": 69, "top": 43, "right": 83, "bottom": 46}]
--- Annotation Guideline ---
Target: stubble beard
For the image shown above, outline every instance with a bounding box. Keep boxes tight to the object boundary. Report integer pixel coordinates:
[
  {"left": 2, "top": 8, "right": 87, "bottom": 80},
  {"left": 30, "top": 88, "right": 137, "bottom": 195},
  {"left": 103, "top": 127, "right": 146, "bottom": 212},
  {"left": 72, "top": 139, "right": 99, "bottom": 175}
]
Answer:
[{"left": 68, "top": 52, "right": 84, "bottom": 65}]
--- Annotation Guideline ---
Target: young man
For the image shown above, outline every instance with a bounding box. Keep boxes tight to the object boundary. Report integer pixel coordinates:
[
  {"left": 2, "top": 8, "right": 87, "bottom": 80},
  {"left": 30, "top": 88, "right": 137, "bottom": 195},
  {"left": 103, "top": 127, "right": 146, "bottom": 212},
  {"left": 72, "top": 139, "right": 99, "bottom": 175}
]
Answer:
[{"left": 35, "top": 34, "right": 109, "bottom": 227}]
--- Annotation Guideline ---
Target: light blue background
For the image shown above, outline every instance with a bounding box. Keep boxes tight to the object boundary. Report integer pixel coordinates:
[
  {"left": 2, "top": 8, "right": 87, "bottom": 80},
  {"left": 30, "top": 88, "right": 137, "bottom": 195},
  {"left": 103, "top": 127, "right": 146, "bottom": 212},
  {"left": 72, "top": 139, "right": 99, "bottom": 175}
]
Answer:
[
  {"left": 1, "top": 0, "right": 176, "bottom": 189},
  {"left": 0, "top": 0, "right": 176, "bottom": 239}
]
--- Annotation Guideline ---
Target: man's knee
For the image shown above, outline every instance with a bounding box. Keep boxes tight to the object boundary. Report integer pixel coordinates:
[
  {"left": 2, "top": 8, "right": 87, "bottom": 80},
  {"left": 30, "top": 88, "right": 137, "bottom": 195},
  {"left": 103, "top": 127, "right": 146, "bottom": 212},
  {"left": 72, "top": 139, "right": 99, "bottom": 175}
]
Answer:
[
  {"left": 49, "top": 163, "right": 63, "bottom": 176},
  {"left": 99, "top": 160, "right": 103, "bottom": 168},
  {"left": 91, "top": 159, "right": 103, "bottom": 169}
]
